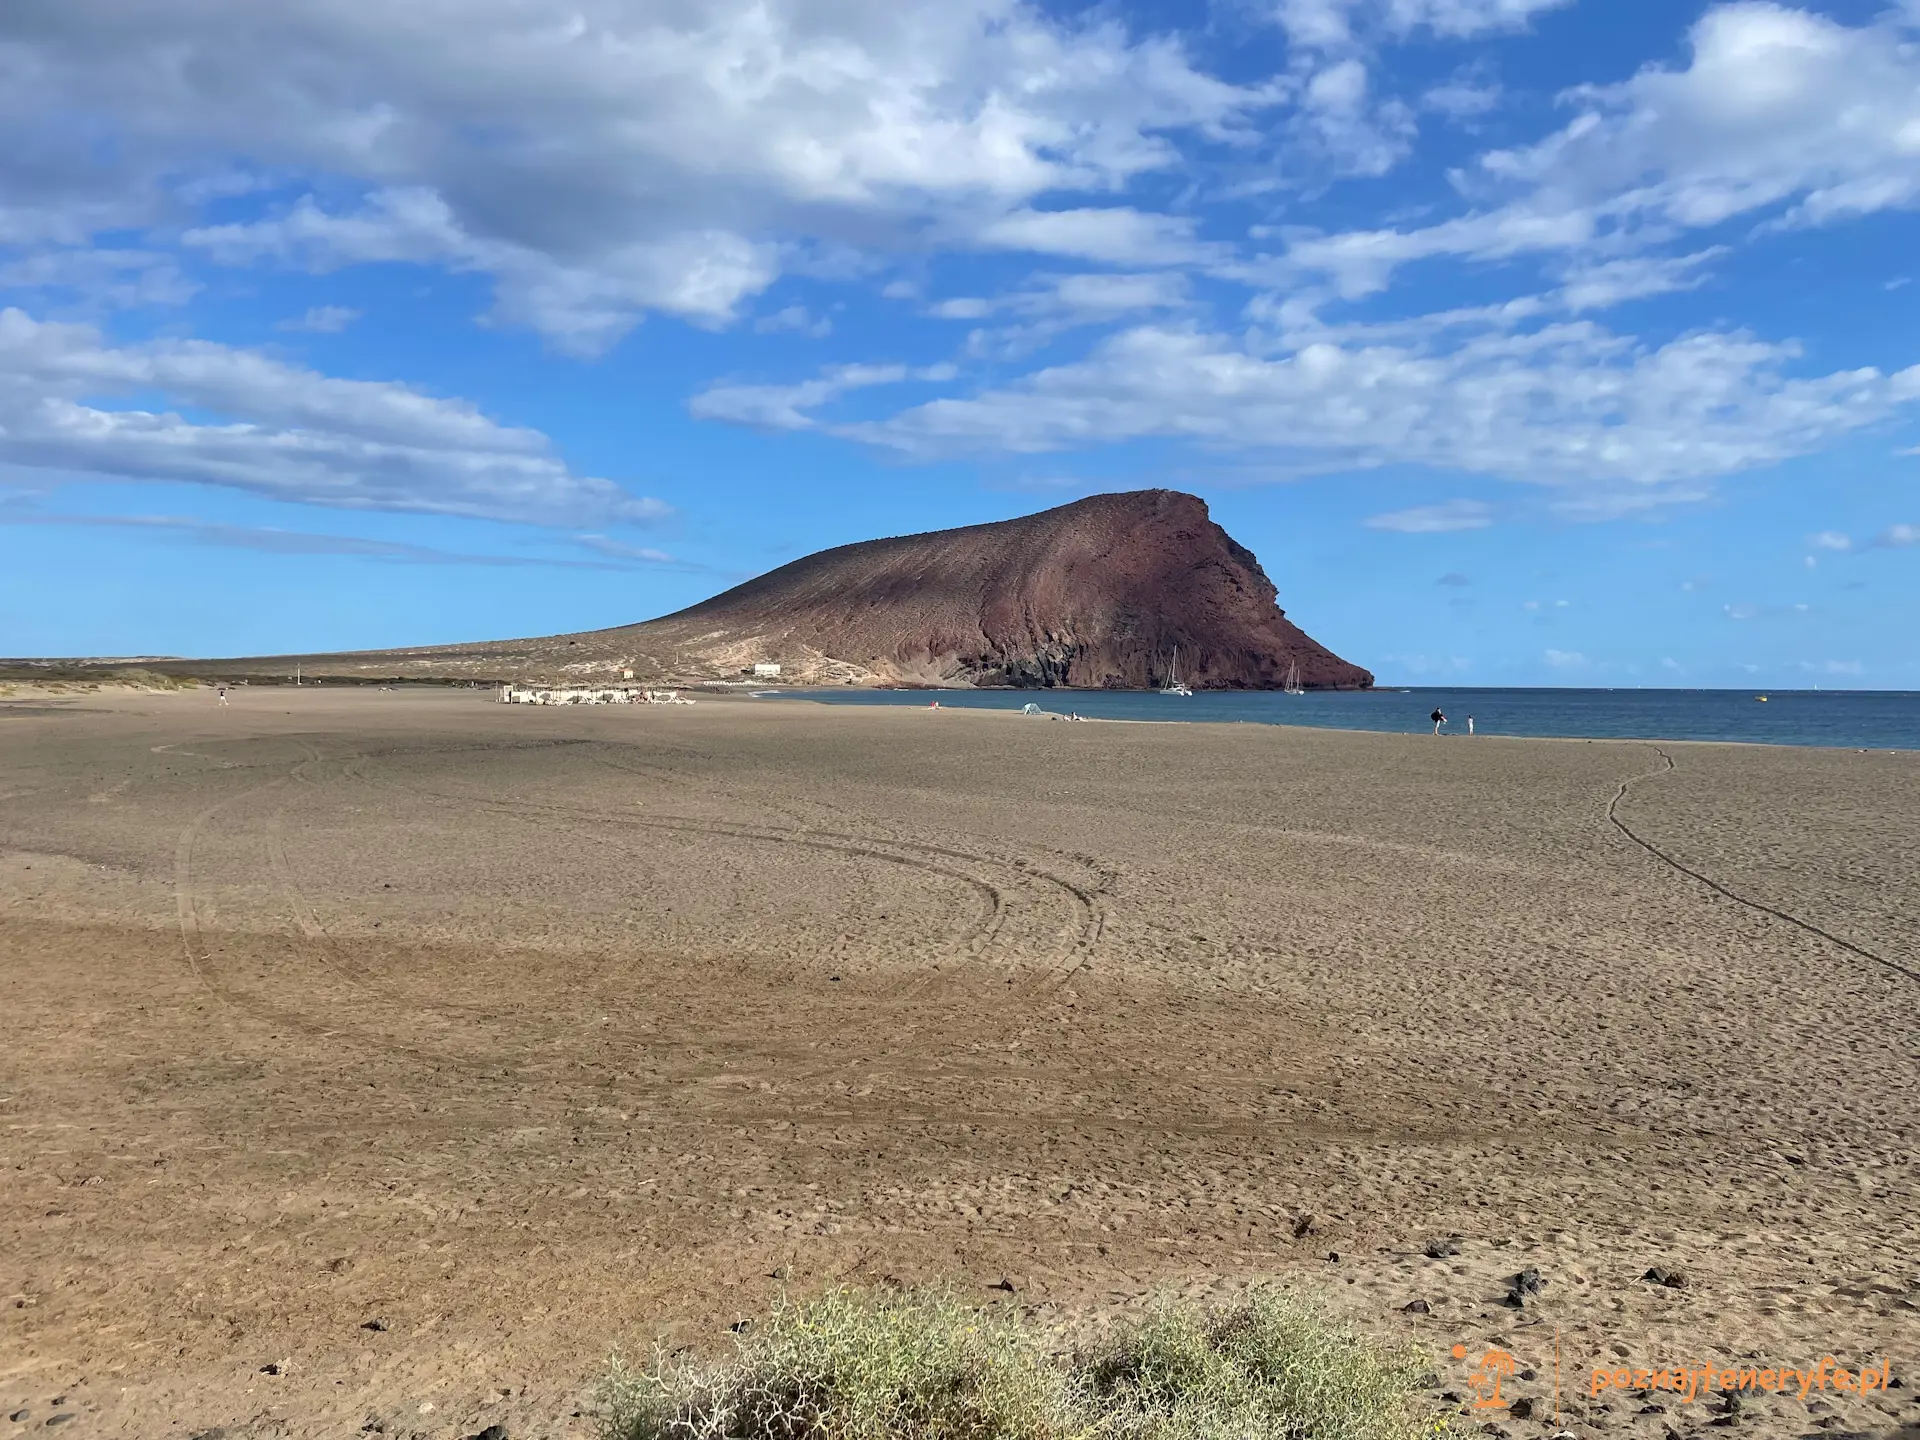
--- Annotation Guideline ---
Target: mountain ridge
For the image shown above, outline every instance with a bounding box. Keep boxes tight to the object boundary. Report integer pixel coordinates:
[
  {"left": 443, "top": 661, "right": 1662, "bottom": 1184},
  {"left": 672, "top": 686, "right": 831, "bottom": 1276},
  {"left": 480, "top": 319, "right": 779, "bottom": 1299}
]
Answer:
[{"left": 128, "top": 490, "right": 1372, "bottom": 690}]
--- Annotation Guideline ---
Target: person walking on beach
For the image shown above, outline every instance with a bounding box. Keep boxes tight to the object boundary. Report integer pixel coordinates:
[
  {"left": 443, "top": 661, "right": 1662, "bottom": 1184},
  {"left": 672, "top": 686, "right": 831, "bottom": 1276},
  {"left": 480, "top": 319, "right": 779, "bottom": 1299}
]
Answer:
[
  {"left": 1467, "top": 715, "right": 1474, "bottom": 736},
  {"left": 217, "top": 684, "right": 229, "bottom": 706},
  {"left": 1430, "top": 706, "right": 1446, "bottom": 735}
]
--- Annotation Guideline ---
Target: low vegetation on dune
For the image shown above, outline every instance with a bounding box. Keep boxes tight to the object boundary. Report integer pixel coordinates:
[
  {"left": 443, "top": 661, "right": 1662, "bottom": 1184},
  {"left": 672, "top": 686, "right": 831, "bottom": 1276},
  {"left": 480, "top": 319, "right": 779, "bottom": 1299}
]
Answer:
[
  {"left": 599, "top": 1285, "right": 1430, "bottom": 1440},
  {"left": 0, "top": 665, "right": 197, "bottom": 695},
  {"left": 111, "top": 668, "right": 199, "bottom": 691}
]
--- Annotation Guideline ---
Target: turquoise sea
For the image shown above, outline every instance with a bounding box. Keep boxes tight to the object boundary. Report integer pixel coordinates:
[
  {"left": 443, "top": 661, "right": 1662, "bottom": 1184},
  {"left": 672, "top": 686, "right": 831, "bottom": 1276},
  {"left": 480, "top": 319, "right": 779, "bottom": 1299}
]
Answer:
[{"left": 764, "top": 686, "right": 1920, "bottom": 750}]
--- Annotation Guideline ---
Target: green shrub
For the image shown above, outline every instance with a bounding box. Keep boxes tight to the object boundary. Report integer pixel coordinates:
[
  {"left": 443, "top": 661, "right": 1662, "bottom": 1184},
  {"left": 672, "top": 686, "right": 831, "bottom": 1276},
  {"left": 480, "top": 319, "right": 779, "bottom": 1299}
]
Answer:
[
  {"left": 601, "top": 1288, "right": 1068, "bottom": 1440},
  {"left": 1074, "top": 1287, "right": 1425, "bottom": 1440},
  {"left": 599, "top": 1286, "right": 1428, "bottom": 1440}
]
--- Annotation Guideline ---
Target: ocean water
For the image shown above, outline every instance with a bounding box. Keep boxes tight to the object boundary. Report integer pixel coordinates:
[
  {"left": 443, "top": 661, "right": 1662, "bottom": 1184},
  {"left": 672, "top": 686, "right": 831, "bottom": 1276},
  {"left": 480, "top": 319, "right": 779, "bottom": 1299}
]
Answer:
[{"left": 764, "top": 686, "right": 1920, "bottom": 750}]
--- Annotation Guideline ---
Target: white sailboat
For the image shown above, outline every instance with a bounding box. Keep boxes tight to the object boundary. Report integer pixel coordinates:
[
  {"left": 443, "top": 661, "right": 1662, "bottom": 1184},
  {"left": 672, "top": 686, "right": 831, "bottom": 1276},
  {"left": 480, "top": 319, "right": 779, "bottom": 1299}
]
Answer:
[
  {"left": 1283, "top": 659, "right": 1304, "bottom": 695},
  {"left": 1160, "top": 646, "right": 1193, "bottom": 696}
]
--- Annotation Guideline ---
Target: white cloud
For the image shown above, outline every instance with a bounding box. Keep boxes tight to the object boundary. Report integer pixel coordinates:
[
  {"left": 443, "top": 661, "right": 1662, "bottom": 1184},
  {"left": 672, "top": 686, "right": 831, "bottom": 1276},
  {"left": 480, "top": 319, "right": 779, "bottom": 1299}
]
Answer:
[
  {"left": 972, "top": 209, "right": 1222, "bottom": 267},
  {"left": 824, "top": 321, "right": 1920, "bottom": 507},
  {"left": 933, "top": 271, "right": 1191, "bottom": 357},
  {"left": 1808, "top": 529, "right": 1852, "bottom": 550},
  {"left": 1423, "top": 74, "right": 1502, "bottom": 120},
  {"left": 7, "top": 0, "right": 1267, "bottom": 350},
  {"left": 688, "top": 361, "right": 955, "bottom": 431},
  {"left": 1543, "top": 648, "right": 1587, "bottom": 667},
  {"left": 1, "top": 510, "right": 660, "bottom": 569},
  {"left": 0, "top": 306, "right": 661, "bottom": 524},
  {"left": 754, "top": 305, "right": 832, "bottom": 338},
  {"left": 1298, "top": 59, "right": 1417, "bottom": 178},
  {"left": 1287, "top": 3, "right": 1920, "bottom": 292},
  {"left": 1266, "top": 0, "right": 1563, "bottom": 176},
  {"left": 0, "top": 249, "right": 198, "bottom": 308},
  {"left": 186, "top": 191, "right": 780, "bottom": 356},
  {"left": 1364, "top": 499, "right": 1494, "bottom": 532},
  {"left": 1553, "top": 250, "right": 1725, "bottom": 312},
  {"left": 1274, "top": 0, "right": 1568, "bottom": 48},
  {"left": 573, "top": 533, "right": 677, "bottom": 563},
  {"left": 276, "top": 305, "right": 362, "bottom": 333},
  {"left": 1873, "top": 522, "right": 1919, "bottom": 548}
]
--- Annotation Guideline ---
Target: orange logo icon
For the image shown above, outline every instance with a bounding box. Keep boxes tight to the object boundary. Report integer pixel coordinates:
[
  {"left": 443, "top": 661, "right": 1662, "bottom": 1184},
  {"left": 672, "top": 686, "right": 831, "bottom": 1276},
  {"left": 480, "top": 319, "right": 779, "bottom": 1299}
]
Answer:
[{"left": 1453, "top": 1343, "right": 1516, "bottom": 1409}]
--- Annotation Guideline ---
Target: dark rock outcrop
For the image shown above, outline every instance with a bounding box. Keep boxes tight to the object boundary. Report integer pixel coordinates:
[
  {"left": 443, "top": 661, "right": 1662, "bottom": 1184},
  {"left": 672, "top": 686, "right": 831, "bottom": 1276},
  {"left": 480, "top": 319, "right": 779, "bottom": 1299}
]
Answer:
[
  {"left": 644, "top": 489, "right": 1370, "bottom": 689},
  {"left": 138, "top": 490, "right": 1371, "bottom": 690}
]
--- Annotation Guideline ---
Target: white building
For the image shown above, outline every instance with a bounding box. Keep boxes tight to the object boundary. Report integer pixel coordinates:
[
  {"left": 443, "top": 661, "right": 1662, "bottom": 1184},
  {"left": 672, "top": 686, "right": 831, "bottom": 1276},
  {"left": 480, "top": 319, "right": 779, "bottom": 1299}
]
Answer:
[{"left": 751, "top": 662, "right": 782, "bottom": 678}]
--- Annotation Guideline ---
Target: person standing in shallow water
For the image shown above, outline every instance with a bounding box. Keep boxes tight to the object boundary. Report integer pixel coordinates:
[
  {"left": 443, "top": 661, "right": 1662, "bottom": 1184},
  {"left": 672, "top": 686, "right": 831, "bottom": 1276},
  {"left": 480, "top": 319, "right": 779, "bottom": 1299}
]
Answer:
[{"left": 1430, "top": 707, "right": 1446, "bottom": 735}]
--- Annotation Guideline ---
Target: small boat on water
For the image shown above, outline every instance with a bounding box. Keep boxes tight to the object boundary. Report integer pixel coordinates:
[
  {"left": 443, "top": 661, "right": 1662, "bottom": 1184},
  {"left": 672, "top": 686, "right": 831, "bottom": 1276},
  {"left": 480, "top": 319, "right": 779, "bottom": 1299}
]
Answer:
[
  {"left": 1283, "top": 659, "right": 1304, "bottom": 695},
  {"left": 1160, "top": 647, "right": 1193, "bottom": 697}
]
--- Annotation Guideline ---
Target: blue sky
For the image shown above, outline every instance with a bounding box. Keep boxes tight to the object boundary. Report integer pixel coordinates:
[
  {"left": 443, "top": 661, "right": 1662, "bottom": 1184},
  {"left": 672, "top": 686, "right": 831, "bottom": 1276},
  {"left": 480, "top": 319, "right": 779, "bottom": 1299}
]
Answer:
[{"left": 2, "top": 0, "right": 1918, "bottom": 686}]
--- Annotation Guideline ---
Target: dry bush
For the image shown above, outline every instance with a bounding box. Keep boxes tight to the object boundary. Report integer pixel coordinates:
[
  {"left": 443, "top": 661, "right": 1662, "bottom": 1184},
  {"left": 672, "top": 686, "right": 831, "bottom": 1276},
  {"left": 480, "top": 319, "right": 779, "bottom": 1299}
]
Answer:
[{"left": 600, "top": 1286, "right": 1431, "bottom": 1440}]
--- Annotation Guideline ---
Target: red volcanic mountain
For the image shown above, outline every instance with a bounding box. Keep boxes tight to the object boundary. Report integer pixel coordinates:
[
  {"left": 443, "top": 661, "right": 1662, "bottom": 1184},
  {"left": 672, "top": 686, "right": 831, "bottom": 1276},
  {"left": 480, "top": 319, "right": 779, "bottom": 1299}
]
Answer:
[
  {"left": 643, "top": 489, "right": 1370, "bottom": 690},
  {"left": 158, "top": 490, "right": 1371, "bottom": 690}
]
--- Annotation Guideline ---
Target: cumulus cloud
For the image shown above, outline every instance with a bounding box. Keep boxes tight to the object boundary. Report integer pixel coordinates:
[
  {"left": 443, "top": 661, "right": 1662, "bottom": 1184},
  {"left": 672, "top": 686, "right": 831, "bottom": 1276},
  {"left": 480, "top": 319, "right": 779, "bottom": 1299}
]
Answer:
[
  {"left": 1268, "top": 0, "right": 1564, "bottom": 175},
  {"left": 972, "top": 209, "right": 1224, "bottom": 267},
  {"left": 934, "top": 271, "right": 1192, "bottom": 358},
  {"left": 1310, "top": 61, "right": 1418, "bottom": 177},
  {"left": 0, "top": 249, "right": 198, "bottom": 308},
  {"left": 1274, "top": 0, "right": 1568, "bottom": 49},
  {"left": 6, "top": 0, "right": 1915, "bottom": 535},
  {"left": 820, "top": 321, "right": 1920, "bottom": 500},
  {"left": 185, "top": 191, "right": 780, "bottom": 356},
  {"left": 1286, "top": 3, "right": 1920, "bottom": 293},
  {"left": 1423, "top": 72, "right": 1503, "bottom": 120},
  {"left": 688, "top": 361, "right": 956, "bottom": 431},
  {"left": 5, "top": 0, "right": 1267, "bottom": 351},
  {"left": 0, "top": 307, "right": 663, "bottom": 524}
]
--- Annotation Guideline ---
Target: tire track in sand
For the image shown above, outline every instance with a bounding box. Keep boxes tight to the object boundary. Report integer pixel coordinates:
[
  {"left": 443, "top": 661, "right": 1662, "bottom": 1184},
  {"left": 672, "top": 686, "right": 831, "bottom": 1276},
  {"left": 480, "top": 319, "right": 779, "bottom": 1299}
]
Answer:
[
  {"left": 264, "top": 748, "right": 396, "bottom": 996},
  {"left": 170, "top": 741, "right": 318, "bottom": 1012},
  {"left": 381, "top": 774, "right": 1109, "bottom": 989},
  {"left": 579, "top": 742, "right": 1111, "bottom": 989},
  {"left": 170, "top": 740, "right": 508, "bottom": 1067},
  {"left": 1609, "top": 746, "right": 1918, "bottom": 987}
]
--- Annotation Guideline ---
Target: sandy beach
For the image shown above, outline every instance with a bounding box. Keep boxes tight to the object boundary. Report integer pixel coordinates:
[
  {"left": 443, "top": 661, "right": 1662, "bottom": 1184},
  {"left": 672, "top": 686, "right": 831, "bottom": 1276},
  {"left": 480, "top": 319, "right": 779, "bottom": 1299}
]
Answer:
[{"left": 1, "top": 686, "right": 1915, "bottom": 1440}]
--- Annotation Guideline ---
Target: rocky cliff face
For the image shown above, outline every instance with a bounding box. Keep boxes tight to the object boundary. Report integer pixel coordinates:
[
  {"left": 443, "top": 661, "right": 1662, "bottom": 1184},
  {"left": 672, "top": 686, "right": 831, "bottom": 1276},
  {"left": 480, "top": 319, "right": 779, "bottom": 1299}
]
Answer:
[
  {"left": 642, "top": 489, "right": 1370, "bottom": 690},
  {"left": 155, "top": 490, "right": 1372, "bottom": 690}
]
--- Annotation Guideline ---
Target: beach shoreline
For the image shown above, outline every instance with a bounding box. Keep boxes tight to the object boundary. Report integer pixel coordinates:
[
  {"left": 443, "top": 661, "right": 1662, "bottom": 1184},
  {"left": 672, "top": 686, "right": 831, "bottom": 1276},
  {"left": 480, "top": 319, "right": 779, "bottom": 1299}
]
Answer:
[{"left": 2, "top": 688, "right": 1915, "bottom": 1440}]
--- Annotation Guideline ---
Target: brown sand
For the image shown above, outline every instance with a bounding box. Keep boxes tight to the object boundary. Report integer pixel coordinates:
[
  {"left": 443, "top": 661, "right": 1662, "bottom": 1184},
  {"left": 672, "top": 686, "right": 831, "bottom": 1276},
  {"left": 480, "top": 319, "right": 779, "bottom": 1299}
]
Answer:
[{"left": 1, "top": 688, "right": 1915, "bottom": 1440}]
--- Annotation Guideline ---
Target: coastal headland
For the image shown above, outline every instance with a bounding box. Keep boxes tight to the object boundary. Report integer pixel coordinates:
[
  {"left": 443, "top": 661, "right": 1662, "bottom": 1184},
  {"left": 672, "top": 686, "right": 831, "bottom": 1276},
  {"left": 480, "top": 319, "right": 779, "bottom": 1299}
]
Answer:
[{"left": 63, "top": 490, "right": 1373, "bottom": 693}]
